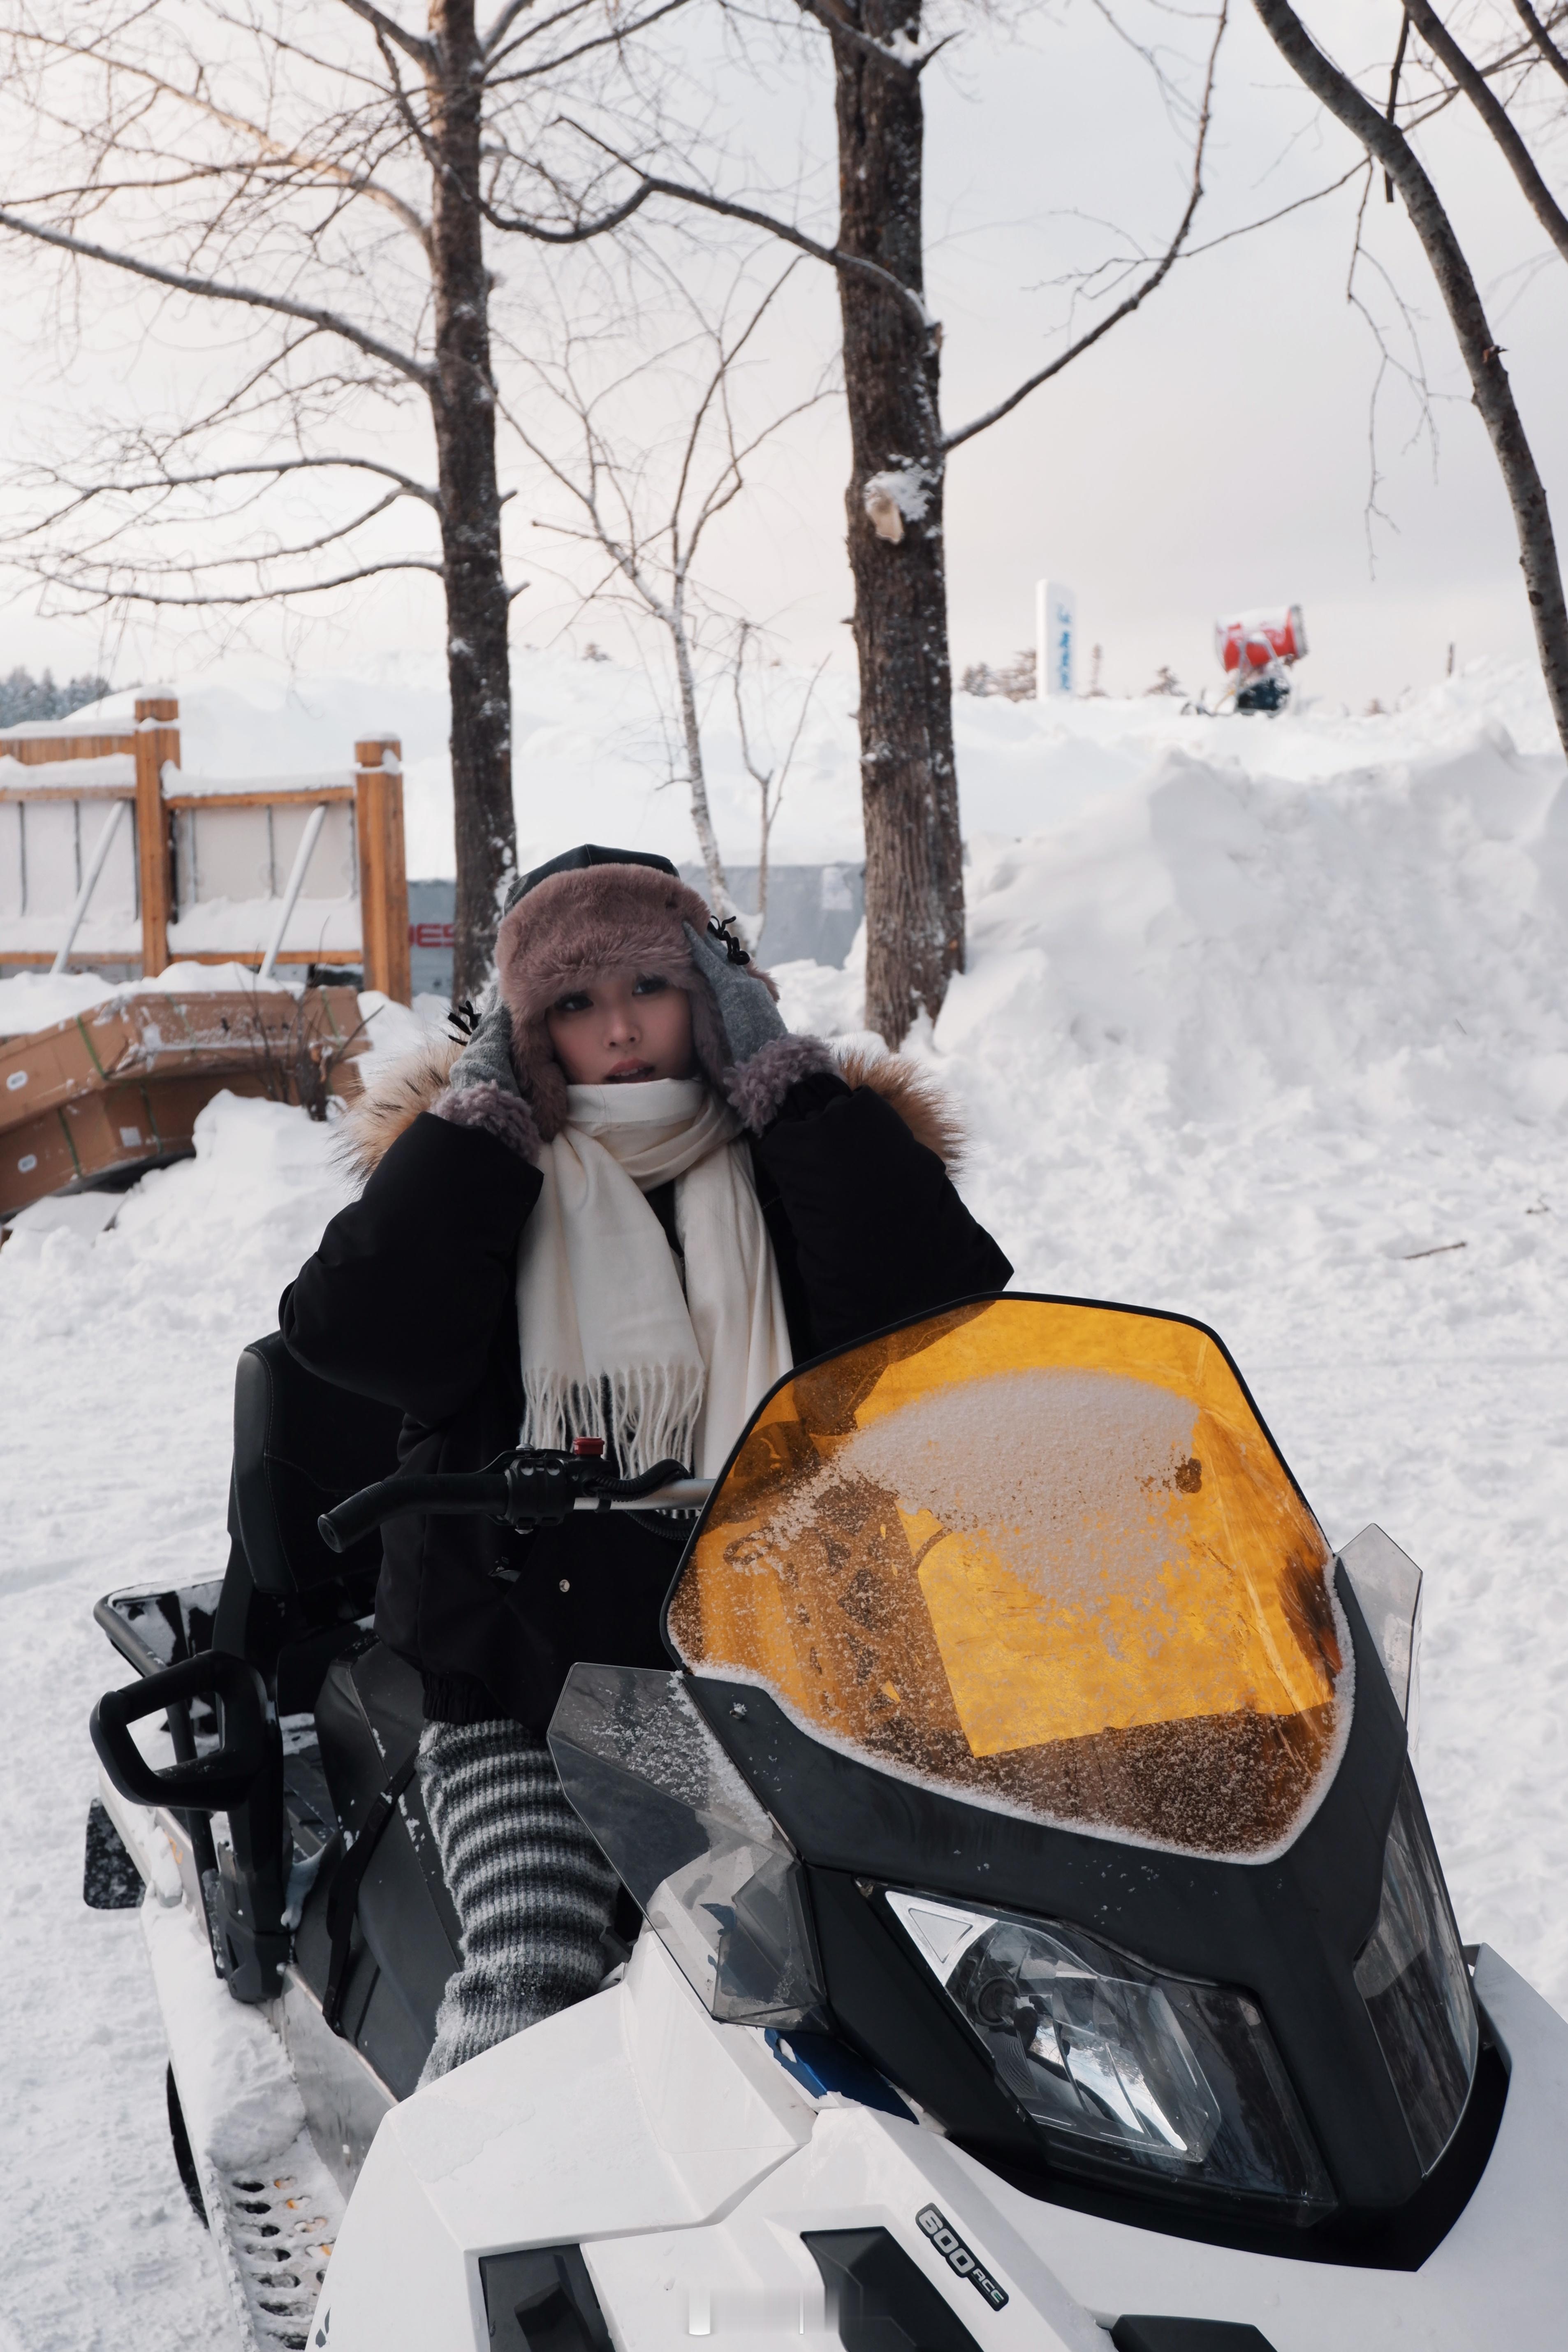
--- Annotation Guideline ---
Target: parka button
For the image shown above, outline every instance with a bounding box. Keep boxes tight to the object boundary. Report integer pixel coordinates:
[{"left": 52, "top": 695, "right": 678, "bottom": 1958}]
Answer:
[{"left": 558, "top": 1579, "right": 570, "bottom": 1593}]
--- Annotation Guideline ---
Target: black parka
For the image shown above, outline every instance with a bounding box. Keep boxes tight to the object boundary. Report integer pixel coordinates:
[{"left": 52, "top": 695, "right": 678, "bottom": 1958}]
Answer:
[{"left": 280, "top": 1067, "right": 1010, "bottom": 1732}]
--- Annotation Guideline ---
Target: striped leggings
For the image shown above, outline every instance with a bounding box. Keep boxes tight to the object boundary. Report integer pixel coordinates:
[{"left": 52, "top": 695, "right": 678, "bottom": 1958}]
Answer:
[{"left": 416, "top": 1719, "right": 618, "bottom": 2087}]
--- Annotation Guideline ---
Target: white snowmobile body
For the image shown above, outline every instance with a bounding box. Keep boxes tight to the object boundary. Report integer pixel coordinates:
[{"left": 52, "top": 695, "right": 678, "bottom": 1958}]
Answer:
[
  {"left": 317, "top": 1928, "right": 1568, "bottom": 2352},
  {"left": 87, "top": 1293, "right": 1568, "bottom": 2352}
]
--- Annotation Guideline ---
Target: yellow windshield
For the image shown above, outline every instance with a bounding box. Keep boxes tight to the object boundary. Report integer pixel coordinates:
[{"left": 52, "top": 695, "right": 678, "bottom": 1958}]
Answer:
[{"left": 667, "top": 1298, "right": 1344, "bottom": 1858}]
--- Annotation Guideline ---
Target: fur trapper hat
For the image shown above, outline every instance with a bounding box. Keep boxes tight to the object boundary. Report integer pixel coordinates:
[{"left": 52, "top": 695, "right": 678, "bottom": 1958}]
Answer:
[{"left": 494, "top": 855, "right": 777, "bottom": 1141}]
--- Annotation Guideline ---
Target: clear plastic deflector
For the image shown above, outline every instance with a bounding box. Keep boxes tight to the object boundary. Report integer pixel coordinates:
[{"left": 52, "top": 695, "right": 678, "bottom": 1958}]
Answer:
[
  {"left": 1338, "top": 1524, "right": 1422, "bottom": 1731},
  {"left": 549, "top": 1664, "right": 825, "bottom": 2028}
]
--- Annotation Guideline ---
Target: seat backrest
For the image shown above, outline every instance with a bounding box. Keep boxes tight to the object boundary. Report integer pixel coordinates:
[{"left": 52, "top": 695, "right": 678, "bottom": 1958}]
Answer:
[{"left": 233, "top": 1331, "right": 404, "bottom": 1594}]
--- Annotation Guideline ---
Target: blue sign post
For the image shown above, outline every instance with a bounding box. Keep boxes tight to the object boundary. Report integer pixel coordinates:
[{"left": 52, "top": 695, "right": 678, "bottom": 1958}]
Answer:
[{"left": 1035, "top": 579, "right": 1077, "bottom": 698}]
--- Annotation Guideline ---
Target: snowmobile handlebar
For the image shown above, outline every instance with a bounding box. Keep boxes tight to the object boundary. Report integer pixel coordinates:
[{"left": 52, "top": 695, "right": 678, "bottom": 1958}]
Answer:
[{"left": 317, "top": 1450, "right": 712, "bottom": 1554}]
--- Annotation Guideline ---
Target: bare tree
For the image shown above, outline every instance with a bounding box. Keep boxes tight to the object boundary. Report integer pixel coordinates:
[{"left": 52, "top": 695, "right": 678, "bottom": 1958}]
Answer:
[
  {"left": 730, "top": 623, "right": 830, "bottom": 954},
  {"left": 502, "top": 258, "right": 830, "bottom": 920},
  {"left": 516, "top": 0, "right": 1234, "bottom": 1041},
  {"left": 1249, "top": 0, "right": 1568, "bottom": 758},
  {"left": 0, "top": 2, "right": 681, "bottom": 998}
]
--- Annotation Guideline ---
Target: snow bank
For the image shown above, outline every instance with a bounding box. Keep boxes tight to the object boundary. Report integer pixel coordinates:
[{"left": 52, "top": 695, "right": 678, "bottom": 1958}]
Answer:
[
  {"left": 777, "top": 704, "right": 1568, "bottom": 1146},
  {"left": 946, "top": 718, "right": 1568, "bottom": 1132}
]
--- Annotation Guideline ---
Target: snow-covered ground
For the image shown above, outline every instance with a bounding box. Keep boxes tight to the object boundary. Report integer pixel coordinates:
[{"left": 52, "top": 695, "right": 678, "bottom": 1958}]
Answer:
[{"left": 2, "top": 664, "right": 1566, "bottom": 2347}]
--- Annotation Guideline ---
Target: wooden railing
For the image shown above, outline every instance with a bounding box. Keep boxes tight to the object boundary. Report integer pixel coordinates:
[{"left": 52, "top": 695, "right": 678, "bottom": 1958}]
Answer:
[{"left": 0, "top": 697, "right": 410, "bottom": 1001}]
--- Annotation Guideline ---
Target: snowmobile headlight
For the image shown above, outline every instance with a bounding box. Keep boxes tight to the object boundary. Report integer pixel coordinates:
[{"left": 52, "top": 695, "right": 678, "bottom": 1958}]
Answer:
[
  {"left": 885, "top": 1890, "right": 1335, "bottom": 2217},
  {"left": 1353, "top": 1769, "right": 1478, "bottom": 2174},
  {"left": 548, "top": 1663, "right": 827, "bottom": 2030}
]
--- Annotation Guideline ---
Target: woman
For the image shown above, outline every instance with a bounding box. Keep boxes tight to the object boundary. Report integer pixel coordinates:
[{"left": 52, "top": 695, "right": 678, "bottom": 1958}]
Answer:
[{"left": 282, "top": 843, "right": 1010, "bottom": 2080}]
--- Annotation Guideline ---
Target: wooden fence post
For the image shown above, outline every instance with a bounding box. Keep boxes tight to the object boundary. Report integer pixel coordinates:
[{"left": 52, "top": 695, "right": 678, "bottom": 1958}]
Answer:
[
  {"left": 134, "top": 696, "right": 179, "bottom": 977},
  {"left": 354, "top": 738, "right": 410, "bottom": 1002}
]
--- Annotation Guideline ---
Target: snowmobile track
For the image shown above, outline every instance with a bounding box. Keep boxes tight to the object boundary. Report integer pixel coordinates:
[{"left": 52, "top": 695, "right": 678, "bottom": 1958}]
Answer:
[{"left": 208, "top": 2127, "right": 342, "bottom": 2352}]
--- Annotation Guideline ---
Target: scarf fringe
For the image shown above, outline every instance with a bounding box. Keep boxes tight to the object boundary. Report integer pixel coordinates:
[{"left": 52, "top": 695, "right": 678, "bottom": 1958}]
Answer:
[{"left": 520, "top": 1361, "right": 707, "bottom": 1479}]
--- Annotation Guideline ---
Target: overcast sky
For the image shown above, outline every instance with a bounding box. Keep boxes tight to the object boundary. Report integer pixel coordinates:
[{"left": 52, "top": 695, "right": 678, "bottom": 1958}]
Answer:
[{"left": 0, "top": 0, "right": 1562, "bottom": 719}]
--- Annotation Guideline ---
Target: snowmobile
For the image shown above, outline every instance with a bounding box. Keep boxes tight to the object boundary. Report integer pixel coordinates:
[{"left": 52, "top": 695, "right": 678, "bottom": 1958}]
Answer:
[{"left": 86, "top": 1291, "right": 1568, "bottom": 2352}]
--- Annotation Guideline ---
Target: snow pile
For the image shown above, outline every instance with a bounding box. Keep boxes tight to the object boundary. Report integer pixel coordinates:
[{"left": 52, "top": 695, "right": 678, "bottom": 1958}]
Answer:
[{"left": 946, "top": 718, "right": 1568, "bottom": 1136}]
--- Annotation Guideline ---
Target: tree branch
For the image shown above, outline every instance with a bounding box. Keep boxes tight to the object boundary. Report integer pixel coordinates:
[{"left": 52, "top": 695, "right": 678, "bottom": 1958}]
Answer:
[
  {"left": 27, "top": 557, "right": 445, "bottom": 609},
  {"left": 73, "top": 486, "right": 429, "bottom": 570},
  {"left": 13, "top": 456, "right": 442, "bottom": 546},
  {"left": 943, "top": 0, "right": 1226, "bottom": 451},
  {"left": 791, "top": 0, "right": 919, "bottom": 80},
  {"left": 514, "top": 135, "right": 934, "bottom": 329},
  {"left": 331, "top": 0, "right": 435, "bottom": 69},
  {"left": 0, "top": 205, "right": 433, "bottom": 385},
  {"left": 479, "top": 176, "right": 657, "bottom": 240},
  {"left": 6, "top": 35, "right": 431, "bottom": 248},
  {"left": 77, "top": 454, "right": 443, "bottom": 508},
  {"left": 1383, "top": 9, "right": 1409, "bottom": 201},
  {"left": 484, "top": 0, "right": 538, "bottom": 51},
  {"left": 486, "top": 0, "right": 692, "bottom": 81},
  {"left": 1252, "top": 0, "right": 1568, "bottom": 757},
  {"left": 1184, "top": 158, "right": 1362, "bottom": 254},
  {"left": 1404, "top": 0, "right": 1568, "bottom": 264},
  {"left": 1511, "top": 0, "right": 1568, "bottom": 90}
]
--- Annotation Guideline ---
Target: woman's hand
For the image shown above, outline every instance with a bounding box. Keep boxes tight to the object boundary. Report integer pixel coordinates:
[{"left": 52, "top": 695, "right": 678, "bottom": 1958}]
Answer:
[
  {"left": 447, "top": 1001, "right": 522, "bottom": 1097},
  {"left": 435, "top": 1000, "right": 542, "bottom": 1162},
  {"left": 683, "top": 920, "right": 788, "bottom": 1070}
]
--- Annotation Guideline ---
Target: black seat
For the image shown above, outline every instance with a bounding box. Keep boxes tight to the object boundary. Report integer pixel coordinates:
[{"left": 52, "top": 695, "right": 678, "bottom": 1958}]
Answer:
[
  {"left": 212, "top": 1332, "right": 403, "bottom": 1716},
  {"left": 233, "top": 1331, "right": 403, "bottom": 1595},
  {"left": 217, "top": 1335, "right": 458, "bottom": 2089}
]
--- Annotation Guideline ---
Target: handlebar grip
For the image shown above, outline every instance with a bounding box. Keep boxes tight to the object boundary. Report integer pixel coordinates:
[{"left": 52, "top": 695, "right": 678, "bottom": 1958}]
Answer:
[
  {"left": 318, "top": 1472, "right": 511, "bottom": 1553},
  {"left": 317, "top": 1455, "right": 704, "bottom": 1553}
]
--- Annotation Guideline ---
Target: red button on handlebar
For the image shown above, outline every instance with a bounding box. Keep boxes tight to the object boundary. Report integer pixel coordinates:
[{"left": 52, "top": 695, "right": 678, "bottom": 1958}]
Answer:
[{"left": 572, "top": 1436, "right": 606, "bottom": 1458}]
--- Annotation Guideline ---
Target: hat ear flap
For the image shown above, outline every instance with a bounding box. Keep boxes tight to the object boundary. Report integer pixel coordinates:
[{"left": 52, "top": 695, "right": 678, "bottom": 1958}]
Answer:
[
  {"left": 684, "top": 971, "right": 730, "bottom": 1090},
  {"left": 514, "top": 1016, "right": 570, "bottom": 1140}
]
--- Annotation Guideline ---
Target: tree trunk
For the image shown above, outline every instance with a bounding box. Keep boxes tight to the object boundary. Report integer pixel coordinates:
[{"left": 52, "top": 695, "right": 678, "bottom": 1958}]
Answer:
[
  {"left": 428, "top": 0, "right": 517, "bottom": 1003},
  {"left": 671, "top": 584, "right": 733, "bottom": 914},
  {"left": 832, "top": 2, "right": 963, "bottom": 1046},
  {"left": 1252, "top": 0, "right": 1568, "bottom": 762}
]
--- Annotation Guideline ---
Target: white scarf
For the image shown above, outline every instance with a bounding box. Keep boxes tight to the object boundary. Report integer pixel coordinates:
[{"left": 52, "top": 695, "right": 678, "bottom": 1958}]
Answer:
[{"left": 515, "top": 1077, "right": 792, "bottom": 1479}]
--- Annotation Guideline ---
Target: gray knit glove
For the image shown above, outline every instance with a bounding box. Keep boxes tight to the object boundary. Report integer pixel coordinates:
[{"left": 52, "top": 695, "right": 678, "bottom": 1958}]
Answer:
[
  {"left": 683, "top": 920, "right": 786, "bottom": 1067},
  {"left": 433, "top": 998, "right": 542, "bottom": 1162},
  {"left": 447, "top": 1000, "right": 520, "bottom": 1095}
]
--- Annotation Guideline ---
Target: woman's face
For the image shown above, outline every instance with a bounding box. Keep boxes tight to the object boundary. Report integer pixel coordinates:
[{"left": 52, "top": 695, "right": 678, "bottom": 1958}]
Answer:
[{"left": 545, "top": 972, "right": 696, "bottom": 1085}]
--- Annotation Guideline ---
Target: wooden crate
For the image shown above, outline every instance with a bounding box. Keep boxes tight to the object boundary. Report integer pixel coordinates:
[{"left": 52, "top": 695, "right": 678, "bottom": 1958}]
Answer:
[{"left": 0, "top": 987, "right": 370, "bottom": 1219}]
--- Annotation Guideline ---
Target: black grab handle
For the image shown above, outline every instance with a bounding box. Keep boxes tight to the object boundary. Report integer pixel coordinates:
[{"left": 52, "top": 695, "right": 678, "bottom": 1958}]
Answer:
[{"left": 91, "top": 1651, "right": 274, "bottom": 1814}]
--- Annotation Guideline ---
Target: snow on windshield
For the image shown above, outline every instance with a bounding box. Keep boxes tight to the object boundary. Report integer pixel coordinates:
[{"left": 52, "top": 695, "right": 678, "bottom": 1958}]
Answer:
[
  {"left": 845, "top": 1366, "right": 1201, "bottom": 1614},
  {"left": 677, "top": 1349, "right": 1349, "bottom": 1862}
]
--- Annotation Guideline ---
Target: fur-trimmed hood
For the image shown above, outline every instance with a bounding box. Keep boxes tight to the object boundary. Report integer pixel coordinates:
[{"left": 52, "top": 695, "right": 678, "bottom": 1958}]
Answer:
[{"left": 340, "top": 1033, "right": 966, "bottom": 1181}]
